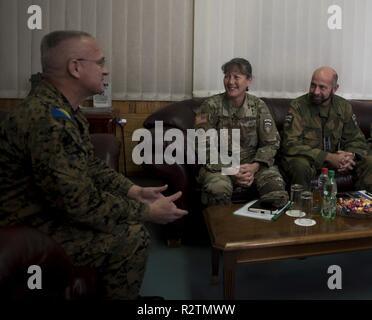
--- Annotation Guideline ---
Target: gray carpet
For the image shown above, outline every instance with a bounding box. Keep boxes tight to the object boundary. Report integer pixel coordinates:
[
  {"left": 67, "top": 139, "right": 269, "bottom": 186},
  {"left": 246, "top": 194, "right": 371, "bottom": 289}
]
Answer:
[
  {"left": 132, "top": 176, "right": 372, "bottom": 300},
  {"left": 140, "top": 223, "right": 372, "bottom": 300}
]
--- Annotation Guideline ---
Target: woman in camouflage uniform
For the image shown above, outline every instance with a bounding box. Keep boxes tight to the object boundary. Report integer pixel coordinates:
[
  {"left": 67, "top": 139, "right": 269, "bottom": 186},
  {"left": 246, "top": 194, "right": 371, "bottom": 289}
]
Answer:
[{"left": 195, "top": 58, "right": 288, "bottom": 207}]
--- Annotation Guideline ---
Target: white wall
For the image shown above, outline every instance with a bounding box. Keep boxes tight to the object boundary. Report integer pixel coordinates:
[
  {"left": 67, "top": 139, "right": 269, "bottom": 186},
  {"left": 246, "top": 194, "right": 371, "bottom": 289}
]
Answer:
[
  {"left": 194, "top": 0, "right": 372, "bottom": 99},
  {"left": 1, "top": 0, "right": 371, "bottom": 100},
  {"left": 0, "top": 0, "right": 193, "bottom": 100}
]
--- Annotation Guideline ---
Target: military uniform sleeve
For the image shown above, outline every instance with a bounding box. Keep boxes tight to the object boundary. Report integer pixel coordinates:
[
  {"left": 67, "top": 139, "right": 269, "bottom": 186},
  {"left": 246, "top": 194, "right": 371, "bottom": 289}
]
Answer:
[
  {"left": 281, "top": 101, "right": 327, "bottom": 169},
  {"left": 252, "top": 100, "right": 280, "bottom": 167},
  {"left": 194, "top": 99, "right": 221, "bottom": 172},
  {"left": 87, "top": 155, "right": 134, "bottom": 197},
  {"left": 340, "top": 104, "right": 368, "bottom": 157},
  {"left": 29, "top": 118, "right": 149, "bottom": 233}
]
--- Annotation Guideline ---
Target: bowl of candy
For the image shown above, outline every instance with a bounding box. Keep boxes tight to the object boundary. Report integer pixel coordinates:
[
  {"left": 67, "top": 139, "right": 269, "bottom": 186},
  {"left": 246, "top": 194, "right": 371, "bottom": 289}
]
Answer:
[{"left": 337, "top": 196, "right": 372, "bottom": 218}]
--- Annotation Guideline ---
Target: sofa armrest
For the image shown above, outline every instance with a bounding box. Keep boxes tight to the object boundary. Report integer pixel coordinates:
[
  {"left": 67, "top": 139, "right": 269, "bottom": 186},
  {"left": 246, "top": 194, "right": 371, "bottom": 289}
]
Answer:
[
  {"left": 0, "top": 226, "right": 73, "bottom": 299},
  {"left": 0, "top": 226, "right": 98, "bottom": 299}
]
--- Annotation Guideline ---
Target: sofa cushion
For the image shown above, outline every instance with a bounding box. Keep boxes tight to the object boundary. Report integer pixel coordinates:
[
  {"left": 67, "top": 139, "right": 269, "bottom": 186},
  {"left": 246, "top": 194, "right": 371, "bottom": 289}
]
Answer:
[{"left": 143, "top": 98, "right": 205, "bottom": 131}]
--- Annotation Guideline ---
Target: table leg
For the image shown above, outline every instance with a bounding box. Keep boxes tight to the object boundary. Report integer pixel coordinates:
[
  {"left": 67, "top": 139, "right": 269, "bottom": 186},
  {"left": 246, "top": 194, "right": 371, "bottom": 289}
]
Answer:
[
  {"left": 223, "top": 252, "right": 236, "bottom": 300},
  {"left": 211, "top": 247, "right": 220, "bottom": 284}
]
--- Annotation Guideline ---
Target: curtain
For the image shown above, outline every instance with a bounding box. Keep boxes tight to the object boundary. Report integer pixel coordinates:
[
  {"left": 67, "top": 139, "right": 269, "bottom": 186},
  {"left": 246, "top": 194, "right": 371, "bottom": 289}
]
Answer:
[
  {"left": 0, "top": 0, "right": 193, "bottom": 100},
  {"left": 193, "top": 0, "right": 372, "bottom": 99}
]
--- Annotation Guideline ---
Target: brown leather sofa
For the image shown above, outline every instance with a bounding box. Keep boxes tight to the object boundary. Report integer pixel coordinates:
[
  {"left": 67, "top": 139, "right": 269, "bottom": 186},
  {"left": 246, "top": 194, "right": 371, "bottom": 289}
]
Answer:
[
  {"left": 0, "top": 109, "right": 121, "bottom": 299},
  {"left": 143, "top": 97, "right": 372, "bottom": 241}
]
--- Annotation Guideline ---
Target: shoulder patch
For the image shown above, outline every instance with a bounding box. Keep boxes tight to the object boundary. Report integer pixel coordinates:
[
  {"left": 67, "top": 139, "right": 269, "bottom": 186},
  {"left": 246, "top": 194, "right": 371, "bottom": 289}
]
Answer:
[{"left": 51, "top": 106, "right": 72, "bottom": 120}]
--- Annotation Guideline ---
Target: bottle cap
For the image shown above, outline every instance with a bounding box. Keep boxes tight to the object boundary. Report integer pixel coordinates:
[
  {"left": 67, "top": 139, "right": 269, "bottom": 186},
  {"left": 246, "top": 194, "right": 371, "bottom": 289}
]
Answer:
[
  {"left": 321, "top": 168, "right": 328, "bottom": 174},
  {"left": 328, "top": 170, "right": 335, "bottom": 178}
]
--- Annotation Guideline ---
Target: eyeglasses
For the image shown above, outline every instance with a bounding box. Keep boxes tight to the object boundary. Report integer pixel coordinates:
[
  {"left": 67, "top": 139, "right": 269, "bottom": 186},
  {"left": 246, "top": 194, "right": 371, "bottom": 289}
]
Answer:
[{"left": 76, "top": 57, "right": 106, "bottom": 67}]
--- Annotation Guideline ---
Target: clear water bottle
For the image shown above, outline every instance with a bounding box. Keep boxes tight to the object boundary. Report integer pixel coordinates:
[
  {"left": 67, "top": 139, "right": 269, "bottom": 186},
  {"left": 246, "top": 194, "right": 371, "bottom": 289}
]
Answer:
[
  {"left": 313, "top": 168, "right": 329, "bottom": 213},
  {"left": 321, "top": 170, "right": 337, "bottom": 220}
]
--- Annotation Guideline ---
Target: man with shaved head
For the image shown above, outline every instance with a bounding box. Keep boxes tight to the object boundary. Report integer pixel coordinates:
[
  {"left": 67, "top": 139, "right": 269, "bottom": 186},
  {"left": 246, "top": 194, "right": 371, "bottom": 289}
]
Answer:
[
  {"left": 280, "top": 66, "right": 372, "bottom": 191},
  {"left": 0, "top": 30, "right": 187, "bottom": 299}
]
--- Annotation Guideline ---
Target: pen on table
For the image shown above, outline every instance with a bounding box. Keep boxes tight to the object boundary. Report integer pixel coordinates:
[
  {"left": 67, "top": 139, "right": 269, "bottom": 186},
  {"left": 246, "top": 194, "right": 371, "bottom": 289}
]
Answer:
[{"left": 365, "top": 191, "right": 372, "bottom": 198}]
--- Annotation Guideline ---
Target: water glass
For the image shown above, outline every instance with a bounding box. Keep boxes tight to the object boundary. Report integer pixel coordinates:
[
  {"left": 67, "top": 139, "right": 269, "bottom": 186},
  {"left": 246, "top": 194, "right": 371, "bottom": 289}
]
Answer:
[
  {"left": 301, "top": 191, "right": 313, "bottom": 219},
  {"left": 290, "top": 184, "right": 304, "bottom": 211}
]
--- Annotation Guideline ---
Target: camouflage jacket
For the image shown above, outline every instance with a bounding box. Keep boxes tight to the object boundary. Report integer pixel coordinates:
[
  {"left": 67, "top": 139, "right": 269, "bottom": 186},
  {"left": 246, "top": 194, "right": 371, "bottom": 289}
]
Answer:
[
  {"left": 195, "top": 93, "right": 280, "bottom": 172},
  {"left": 281, "top": 94, "right": 369, "bottom": 169},
  {"left": 0, "top": 80, "right": 148, "bottom": 234}
]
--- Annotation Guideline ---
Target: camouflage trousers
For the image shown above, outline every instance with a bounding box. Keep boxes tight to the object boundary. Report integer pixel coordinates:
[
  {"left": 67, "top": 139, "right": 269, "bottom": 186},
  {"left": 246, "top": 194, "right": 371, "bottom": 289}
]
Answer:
[
  {"left": 197, "top": 165, "right": 288, "bottom": 207},
  {"left": 280, "top": 156, "right": 372, "bottom": 192},
  {"left": 56, "top": 221, "right": 150, "bottom": 300}
]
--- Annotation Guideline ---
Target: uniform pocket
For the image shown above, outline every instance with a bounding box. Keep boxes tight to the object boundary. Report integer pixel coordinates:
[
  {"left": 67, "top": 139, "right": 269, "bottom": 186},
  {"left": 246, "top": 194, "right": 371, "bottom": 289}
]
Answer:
[{"left": 303, "top": 127, "right": 321, "bottom": 148}]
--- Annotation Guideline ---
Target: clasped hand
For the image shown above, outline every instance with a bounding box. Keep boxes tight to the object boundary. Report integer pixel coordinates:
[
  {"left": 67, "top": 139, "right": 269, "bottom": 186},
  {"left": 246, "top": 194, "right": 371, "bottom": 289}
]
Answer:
[
  {"left": 234, "top": 163, "right": 260, "bottom": 187},
  {"left": 326, "top": 150, "right": 356, "bottom": 173}
]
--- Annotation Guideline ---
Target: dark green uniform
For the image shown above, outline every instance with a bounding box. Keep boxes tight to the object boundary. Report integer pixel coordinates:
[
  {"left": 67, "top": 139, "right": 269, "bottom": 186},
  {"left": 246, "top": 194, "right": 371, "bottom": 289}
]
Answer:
[
  {"left": 195, "top": 93, "right": 288, "bottom": 207},
  {"left": 281, "top": 94, "right": 372, "bottom": 191},
  {"left": 0, "top": 81, "right": 149, "bottom": 299}
]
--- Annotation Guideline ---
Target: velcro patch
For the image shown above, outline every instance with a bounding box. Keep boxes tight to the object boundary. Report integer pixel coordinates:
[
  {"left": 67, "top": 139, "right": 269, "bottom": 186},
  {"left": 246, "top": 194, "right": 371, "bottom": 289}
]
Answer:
[
  {"left": 51, "top": 106, "right": 72, "bottom": 120},
  {"left": 352, "top": 113, "right": 358, "bottom": 127}
]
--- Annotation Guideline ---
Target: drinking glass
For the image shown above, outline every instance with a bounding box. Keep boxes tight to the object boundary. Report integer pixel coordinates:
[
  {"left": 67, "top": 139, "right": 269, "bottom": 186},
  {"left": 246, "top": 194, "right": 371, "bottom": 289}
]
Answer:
[
  {"left": 286, "top": 184, "right": 305, "bottom": 217},
  {"left": 294, "top": 191, "right": 316, "bottom": 227},
  {"left": 301, "top": 191, "right": 313, "bottom": 219}
]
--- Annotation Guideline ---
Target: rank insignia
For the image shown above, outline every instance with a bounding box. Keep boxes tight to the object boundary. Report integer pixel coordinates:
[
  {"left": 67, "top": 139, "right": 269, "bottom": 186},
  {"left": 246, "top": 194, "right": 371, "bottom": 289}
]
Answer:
[
  {"left": 284, "top": 114, "right": 293, "bottom": 127},
  {"left": 264, "top": 118, "right": 273, "bottom": 133}
]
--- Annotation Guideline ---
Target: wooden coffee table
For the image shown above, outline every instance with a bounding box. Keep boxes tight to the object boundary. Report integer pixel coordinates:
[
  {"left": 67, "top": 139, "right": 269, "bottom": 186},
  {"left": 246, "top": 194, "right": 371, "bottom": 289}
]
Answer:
[{"left": 204, "top": 204, "right": 372, "bottom": 299}]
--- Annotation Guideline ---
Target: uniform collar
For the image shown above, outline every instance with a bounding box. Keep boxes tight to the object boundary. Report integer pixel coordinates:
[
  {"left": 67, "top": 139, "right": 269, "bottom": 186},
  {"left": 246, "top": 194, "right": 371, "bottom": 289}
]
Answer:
[
  {"left": 34, "top": 80, "right": 77, "bottom": 118},
  {"left": 306, "top": 94, "right": 342, "bottom": 118},
  {"left": 222, "top": 93, "right": 252, "bottom": 117}
]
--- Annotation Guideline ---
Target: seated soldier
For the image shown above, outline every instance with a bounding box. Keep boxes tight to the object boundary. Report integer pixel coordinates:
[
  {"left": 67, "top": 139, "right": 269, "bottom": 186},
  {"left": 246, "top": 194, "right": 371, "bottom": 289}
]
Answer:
[
  {"left": 0, "top": 30, "right": 187, "bottom": 299},
  {"left": 194, "top": 58, "right": 288, "bottom": 208},
  {"left": 280, "top": 66, "right": 372, "bottom": 191}
]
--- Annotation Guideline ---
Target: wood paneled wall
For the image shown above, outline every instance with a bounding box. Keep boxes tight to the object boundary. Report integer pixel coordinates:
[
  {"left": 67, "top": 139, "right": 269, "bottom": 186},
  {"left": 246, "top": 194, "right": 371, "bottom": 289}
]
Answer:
[
  {"left": 0, "top": 98, "right": 170, "bottom": 177},
  {"left": 112, "top": 100, "right": 170, "bottom": 176}
]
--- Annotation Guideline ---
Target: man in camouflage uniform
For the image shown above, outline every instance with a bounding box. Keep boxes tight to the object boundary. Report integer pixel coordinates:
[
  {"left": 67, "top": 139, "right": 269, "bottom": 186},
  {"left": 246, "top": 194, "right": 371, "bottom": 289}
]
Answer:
[
  {"left": 0, "top": 30, "right": 187, "bottom": 299},
  {"left": 195, "top": 58, "right": 288, "bottom": 207},
  {"left": 281, "top": 66, "right": 372, "bottom": 191}
]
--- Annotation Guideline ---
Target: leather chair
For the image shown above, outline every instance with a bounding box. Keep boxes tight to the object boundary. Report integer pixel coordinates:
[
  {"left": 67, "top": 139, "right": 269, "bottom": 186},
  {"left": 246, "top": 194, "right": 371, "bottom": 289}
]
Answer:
[
  {"left": 143, "top": 98, "right": 372, "bottom": 241},
  {"left": 0, "top": 225, "right": 98, "bottom": 300},
  {"left": 0, "top": 110, "right": 121, "bottom": 299}
]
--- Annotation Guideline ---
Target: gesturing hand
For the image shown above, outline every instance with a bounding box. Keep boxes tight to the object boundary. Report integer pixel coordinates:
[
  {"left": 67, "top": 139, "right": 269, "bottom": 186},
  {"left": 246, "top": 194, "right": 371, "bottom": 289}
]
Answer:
[
  {"left": 147, "top": 191, "right": 188, "bottom": 224},
  {"left": 127, "top": 184, "right": 168, "bottom": 204},
  {"left": 137, "top": 185, "right": 168, "bottom": 204}
]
